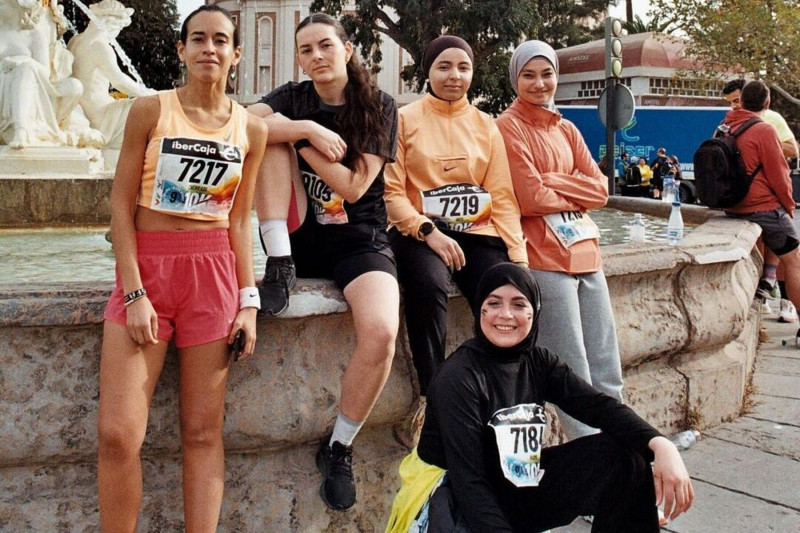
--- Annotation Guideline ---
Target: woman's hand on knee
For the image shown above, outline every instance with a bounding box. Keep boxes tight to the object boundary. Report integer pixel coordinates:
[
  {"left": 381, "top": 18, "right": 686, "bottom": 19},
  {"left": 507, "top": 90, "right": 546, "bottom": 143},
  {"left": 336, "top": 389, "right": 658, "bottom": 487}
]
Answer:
[
  {"left": 229, "top": 308, "right": 258, "bottom": 361},
  {"left": 126, "top": 297, "right": 159, "bottom": 345},
  {"left": 425, "top": 229, "right": 466, "bottom": 271},
  {"left": 649, "top": 436, "right": 695, "bottom": 522}
]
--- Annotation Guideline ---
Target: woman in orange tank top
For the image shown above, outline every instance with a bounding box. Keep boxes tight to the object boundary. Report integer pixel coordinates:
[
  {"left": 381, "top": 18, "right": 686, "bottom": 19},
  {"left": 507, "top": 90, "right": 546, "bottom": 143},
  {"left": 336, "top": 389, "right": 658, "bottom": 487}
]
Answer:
[{"left": 96, "top": 6, "right": 267, "bottom": 531}]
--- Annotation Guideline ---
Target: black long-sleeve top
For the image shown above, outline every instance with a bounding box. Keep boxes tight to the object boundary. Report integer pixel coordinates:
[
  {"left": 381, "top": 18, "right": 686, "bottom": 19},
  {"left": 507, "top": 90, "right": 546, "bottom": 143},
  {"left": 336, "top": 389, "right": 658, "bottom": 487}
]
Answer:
[{"left": 416, "top": 338, "right": 662, "bottom": 533}]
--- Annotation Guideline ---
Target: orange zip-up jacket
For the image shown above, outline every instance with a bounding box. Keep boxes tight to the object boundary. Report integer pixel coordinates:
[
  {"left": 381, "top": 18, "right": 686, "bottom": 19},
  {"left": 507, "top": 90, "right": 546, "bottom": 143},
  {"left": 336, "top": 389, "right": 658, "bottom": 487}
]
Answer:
[
  {"left": 496, "top": 98, "right": 608, "bottom": 274},
  {"left": 384, "top": 93, "right": 527, "bottom": 264}
]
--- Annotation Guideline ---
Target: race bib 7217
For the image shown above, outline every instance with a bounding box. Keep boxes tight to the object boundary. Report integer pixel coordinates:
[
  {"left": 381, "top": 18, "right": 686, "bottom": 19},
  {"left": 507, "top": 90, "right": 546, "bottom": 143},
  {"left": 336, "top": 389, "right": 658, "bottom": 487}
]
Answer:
[{"left": 152, "top": 137, "right": 244, "bottom": 216}]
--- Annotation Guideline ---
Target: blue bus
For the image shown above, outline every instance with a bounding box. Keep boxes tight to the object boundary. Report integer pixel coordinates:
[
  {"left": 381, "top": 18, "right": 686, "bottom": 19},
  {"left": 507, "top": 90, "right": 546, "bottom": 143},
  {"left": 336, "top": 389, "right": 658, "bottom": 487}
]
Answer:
[{"left": 560, "top": 105, "right": 729, "bottom": 202}]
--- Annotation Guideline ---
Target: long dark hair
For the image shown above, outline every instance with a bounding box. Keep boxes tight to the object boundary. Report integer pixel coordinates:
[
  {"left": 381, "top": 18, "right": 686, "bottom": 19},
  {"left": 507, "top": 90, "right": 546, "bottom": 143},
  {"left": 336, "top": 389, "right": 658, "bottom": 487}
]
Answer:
[{"left": 296, "top": 14, "right": 388, "bottom": 168}]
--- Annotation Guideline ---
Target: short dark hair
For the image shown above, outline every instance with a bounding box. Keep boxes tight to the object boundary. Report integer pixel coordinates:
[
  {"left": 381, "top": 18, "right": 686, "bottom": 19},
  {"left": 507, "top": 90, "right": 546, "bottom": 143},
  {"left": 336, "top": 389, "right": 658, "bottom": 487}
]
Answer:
[
  {"left": 180, "top": 5, "right": 239, "bottom": 48},
  {"left": 741, "top": 80, "right": 769, "bottom": 112},
  {"left": 722, "top": 79, "right": 745, "bottom": 95}
]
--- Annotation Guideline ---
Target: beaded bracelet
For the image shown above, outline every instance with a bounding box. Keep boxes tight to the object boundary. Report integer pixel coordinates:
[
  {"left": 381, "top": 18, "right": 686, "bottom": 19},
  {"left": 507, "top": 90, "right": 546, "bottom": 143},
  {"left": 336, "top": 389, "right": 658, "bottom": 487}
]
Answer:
[
  {"left": 123, "top": 288, "right": 147, "bottom": 306},
  {"left": 239, "top": 287, "right": 261, "bottom": 310}
]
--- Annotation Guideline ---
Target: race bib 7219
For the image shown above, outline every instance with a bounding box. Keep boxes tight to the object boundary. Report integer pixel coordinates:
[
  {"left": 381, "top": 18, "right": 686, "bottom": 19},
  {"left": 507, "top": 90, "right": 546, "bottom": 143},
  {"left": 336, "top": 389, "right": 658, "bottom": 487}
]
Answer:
[{"left": 420, "top": 183, "right": 492, "bottom": 232}]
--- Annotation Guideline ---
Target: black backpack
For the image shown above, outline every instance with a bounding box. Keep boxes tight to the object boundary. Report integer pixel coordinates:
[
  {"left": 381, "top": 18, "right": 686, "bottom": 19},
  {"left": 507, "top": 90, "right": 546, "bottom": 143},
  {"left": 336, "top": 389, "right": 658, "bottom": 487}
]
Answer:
[
  {"left": 625, "top": 164, "right": 642, "bottom": 186},
  {"left": 693, "top": 118, "right": 763, "bottom": 208}
]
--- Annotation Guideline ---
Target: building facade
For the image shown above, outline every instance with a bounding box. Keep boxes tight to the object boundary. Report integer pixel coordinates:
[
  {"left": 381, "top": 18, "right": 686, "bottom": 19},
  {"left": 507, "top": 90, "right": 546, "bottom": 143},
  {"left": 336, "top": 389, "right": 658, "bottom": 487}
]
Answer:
[{"left": 555, "top": 32, "right": 724, "bottom": 108}]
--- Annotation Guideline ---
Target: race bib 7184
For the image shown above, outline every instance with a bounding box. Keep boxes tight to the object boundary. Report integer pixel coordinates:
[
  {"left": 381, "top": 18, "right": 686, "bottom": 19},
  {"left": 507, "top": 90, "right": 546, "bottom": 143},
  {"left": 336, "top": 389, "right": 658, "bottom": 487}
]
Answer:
[{"left": 488, "top": 403, "right": 547, "bottom": 487}]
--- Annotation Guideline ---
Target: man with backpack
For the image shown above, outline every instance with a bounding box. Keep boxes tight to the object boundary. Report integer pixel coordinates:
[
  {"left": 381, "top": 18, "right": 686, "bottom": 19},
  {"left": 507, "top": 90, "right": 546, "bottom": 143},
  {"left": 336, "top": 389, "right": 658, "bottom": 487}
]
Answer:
[
  {"left": 721, "top": 81, "right": 800, "bottom": 342},
  {"left": 723, "top": 79, "right": 799, "bottom": 321},
  {"left": 649, "top": 147, "right": 673, "bottom": 199}
]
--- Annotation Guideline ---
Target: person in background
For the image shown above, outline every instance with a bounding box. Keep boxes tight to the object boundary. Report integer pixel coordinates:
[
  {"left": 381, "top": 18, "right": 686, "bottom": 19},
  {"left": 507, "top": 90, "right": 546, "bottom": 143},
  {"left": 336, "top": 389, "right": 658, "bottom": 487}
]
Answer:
[
  {"left": 247, "top": 13, "right": 399, "bottom": 510},
  {"left": 385, "top": 264, "right": 694, "bottom": 533},
  {"left": 723, "top": 78, "right": 799, "bottom": 319},
  {"left": 97, "top": 6, "right": 267, "bottom": 531},
  {"left": 615, "top": 151, "right": 631, "bottom": 195},
  {"left": 384, "top": 35, "right": 526, "bottom": 421},
  {"left": 637, "top": 156, "right": 653, "bottom": 198},
  {"left": 496, "top": 40, "right": 624, "bottom": 441},
  {"left": 649, "top": 147, "right": 672, "bottom": 199},
  {"left": 723, "top": 81, "right": 800, "bottom": 341}
]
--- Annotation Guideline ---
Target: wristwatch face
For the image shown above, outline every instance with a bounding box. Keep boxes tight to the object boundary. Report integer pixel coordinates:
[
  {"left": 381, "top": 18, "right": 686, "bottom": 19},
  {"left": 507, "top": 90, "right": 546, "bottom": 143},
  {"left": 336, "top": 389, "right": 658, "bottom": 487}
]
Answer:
[{"left": 419, "top": 222, "right": 434, "bottom": 238}]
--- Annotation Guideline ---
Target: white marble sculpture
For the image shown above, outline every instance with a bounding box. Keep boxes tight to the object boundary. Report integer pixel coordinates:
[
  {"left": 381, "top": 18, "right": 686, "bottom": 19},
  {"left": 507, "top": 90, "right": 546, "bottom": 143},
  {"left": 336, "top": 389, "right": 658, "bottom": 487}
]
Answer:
[
  {"left": 0, "top": 0, "right": 88, "bottom": 148},
  {"left": 68, "top": 0, "right": 154, "bottom": 148}
]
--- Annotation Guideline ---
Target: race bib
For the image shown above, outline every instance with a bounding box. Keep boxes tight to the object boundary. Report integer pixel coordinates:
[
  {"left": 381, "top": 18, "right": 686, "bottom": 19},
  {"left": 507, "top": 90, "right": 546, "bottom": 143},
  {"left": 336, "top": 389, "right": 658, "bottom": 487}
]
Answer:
[
  {"left": 488, "top": 404, "right": 547, "bottom": 487},
  {"left": 152, "top": 137, "right": 244, "bottom": 216},
  {"left": 420, "top": 183, "right": 492, "bottom": 232},
  {"left": 543, "top": 211, "right": 600, "bottom": 248},
  {"left": 302, "top": 170, "right": 348, "bottom": 225}
]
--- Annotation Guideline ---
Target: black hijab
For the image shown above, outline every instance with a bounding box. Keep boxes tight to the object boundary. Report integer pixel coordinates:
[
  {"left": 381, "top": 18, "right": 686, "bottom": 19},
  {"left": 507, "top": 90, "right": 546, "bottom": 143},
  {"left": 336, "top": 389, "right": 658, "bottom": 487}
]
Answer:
[
  {"left": 473, "top": 263, "right": 541, "bottom": 359},
  {"left": 422, "top": 35, "right": 474, "bottom": 100}
]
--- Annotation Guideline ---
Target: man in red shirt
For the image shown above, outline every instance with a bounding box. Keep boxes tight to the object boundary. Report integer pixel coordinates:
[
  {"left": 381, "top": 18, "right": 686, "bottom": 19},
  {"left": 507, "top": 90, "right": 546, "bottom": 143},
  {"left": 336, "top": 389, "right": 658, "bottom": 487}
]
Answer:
[{"left": 724, "top": 81, "right": 800, "bottom": 342}]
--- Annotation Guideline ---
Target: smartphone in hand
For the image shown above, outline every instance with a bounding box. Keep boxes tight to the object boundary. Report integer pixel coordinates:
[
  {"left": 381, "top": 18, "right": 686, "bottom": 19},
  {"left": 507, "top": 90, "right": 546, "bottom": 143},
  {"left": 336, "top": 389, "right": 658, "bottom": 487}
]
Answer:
[{"left": 229, "top": 329, "right": 245, "bottom": 362}]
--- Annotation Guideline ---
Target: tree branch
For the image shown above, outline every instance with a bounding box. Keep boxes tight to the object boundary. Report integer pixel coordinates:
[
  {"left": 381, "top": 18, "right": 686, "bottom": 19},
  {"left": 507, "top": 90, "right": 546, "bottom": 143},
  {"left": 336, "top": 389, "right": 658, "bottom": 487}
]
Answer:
[
  {"left": 373, "top": 8, "right": 401, "bottom": 43},
  {"left": 770, "top": 84, "right": 800, "bottom": 108}
]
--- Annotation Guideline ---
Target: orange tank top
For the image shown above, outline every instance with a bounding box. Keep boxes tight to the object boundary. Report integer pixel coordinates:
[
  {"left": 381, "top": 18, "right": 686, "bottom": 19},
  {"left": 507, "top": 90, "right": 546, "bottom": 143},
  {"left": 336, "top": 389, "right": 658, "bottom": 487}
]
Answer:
[{"left": 137, "top": 90, "right": 250, "bottom": 221}]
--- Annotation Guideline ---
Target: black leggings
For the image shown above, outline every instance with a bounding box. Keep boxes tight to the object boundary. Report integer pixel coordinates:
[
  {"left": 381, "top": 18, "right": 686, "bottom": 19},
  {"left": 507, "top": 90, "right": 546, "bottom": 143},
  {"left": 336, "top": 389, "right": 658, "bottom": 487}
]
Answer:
[
  {"left": 431, "top": 434, "right": 660, "bottom": 533},
  {"left": 391, "top": 229, "right": 509, "bottom": 395}
]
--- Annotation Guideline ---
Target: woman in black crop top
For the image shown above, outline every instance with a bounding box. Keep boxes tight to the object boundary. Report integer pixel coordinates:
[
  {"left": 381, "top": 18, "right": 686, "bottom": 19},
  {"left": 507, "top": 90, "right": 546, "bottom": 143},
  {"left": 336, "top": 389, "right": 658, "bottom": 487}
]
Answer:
[
  {"left": 97, "top": 6, "right": 267, "bottom": 531},
  {"left": 387, "top": 264, "right": 694, "bottom": 532},
  {"left": 247, "top": 13, "right": 399, "bottom": 511}
]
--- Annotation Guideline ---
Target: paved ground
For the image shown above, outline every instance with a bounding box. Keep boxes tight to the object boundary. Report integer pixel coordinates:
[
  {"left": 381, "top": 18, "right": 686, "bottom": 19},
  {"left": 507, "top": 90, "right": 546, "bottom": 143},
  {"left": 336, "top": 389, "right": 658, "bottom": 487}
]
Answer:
[{"left": 553, "top": 307, "right": 800, "bottom": 532}]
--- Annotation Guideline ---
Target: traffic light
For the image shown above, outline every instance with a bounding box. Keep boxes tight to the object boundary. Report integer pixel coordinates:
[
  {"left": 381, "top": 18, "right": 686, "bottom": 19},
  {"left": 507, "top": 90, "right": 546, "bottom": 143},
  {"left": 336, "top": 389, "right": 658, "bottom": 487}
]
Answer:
[{"left": 605, "top": 17, "right": 623, "bottom": 79}]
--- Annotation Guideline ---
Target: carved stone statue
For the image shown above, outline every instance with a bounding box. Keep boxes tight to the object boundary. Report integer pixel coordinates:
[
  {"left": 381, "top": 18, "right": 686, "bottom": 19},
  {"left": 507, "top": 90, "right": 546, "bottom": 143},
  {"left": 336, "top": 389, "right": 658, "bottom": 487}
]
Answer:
[
  {"left": 0, "top": 0, "right": 95, "bottom": 148},
  {"left": 68, "top": 0, "right": 154, "bottom": 148}
]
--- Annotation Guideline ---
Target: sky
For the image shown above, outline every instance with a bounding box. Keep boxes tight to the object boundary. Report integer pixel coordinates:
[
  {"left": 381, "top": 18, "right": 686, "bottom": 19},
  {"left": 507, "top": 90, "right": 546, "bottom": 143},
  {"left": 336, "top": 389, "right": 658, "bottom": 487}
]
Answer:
[{"left": 176, "top": 1, "right": 652, "bottom": 24}]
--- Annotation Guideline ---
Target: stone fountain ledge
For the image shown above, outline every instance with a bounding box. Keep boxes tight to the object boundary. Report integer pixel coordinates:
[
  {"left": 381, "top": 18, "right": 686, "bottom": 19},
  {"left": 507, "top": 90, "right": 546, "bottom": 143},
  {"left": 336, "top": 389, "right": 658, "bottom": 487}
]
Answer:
[{"left": 0, "top": 214, "right": 763, "bottom": 531}]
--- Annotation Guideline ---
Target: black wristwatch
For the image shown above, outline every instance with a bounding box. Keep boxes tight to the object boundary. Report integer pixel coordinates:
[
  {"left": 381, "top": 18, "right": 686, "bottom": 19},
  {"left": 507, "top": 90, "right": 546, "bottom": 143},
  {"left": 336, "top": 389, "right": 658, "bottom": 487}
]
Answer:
[{"left": 418, "top": 221, "right": 435, "bottom": 241}]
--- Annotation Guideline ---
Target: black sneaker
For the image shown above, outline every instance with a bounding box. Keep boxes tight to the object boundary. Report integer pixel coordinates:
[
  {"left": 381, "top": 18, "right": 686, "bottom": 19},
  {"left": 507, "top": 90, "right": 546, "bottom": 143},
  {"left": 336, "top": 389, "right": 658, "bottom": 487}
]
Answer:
[
  {"left": 316, "top": 438, "right": 356, "bottom": 511},
  {"left": 756, "top": 279, "right": 779, "bottom": 300},
  {"left": 258, "top": 255, "right": 296, "bottom": 316}
]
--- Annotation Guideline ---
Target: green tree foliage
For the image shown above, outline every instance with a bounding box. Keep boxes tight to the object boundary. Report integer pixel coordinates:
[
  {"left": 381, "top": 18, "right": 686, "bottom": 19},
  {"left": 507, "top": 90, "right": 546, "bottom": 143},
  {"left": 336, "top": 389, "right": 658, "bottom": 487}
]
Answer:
[
  {"left": 62, "top": 0, "right": 181, "bottom": 90},
  {"left": 648, "top": 0, "right": 800, "bottom": 134},
  {"left": 309, "top": 0, "right": 612, "bottom": 114}
]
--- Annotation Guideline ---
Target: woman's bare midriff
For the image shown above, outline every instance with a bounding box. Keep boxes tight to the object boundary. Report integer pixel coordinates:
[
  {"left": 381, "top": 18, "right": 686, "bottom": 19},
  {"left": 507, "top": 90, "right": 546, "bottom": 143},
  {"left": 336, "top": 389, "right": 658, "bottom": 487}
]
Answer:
[{"left": 134, "top": 206, "right": 231, "bottom": 232}]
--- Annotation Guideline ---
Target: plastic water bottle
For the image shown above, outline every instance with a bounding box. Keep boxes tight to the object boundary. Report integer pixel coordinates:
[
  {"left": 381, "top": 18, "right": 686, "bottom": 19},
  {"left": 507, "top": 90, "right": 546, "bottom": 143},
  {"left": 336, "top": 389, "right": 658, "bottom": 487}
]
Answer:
[
  {"left": 629, "top": 213, "right": 645, "bottom": 244},
  {"left": 671, "top": 430, "right": 700, "bottom": 450},
  {"left": 667, "top": 200, "right": 684, "bottom": 245},
  {"left": 662, "top": 176, "right": 675, "bottom": 203}
]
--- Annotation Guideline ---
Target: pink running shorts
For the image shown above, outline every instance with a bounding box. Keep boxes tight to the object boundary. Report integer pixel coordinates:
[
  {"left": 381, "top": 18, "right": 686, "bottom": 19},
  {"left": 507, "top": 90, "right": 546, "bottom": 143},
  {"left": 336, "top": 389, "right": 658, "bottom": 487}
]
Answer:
[{"left": 104, "top": 230, "right": 239, "bottom": 348}]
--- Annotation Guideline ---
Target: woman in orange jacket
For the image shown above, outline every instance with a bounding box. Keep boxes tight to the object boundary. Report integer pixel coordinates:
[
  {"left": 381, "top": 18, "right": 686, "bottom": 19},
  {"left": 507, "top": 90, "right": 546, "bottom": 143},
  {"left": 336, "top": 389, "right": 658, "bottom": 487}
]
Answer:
[
  {"left": 496, "top": 40, "right": 624, "bottom": 441},
  {"left": 384, "top": 35, "right": 526, "bottom": 399}
]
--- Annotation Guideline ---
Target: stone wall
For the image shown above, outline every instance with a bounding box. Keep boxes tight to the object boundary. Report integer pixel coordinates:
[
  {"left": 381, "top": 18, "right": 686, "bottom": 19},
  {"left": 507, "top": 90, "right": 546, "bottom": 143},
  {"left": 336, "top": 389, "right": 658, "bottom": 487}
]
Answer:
[{"left": 0, "top": 215, "right": 762, "bottom": 531}]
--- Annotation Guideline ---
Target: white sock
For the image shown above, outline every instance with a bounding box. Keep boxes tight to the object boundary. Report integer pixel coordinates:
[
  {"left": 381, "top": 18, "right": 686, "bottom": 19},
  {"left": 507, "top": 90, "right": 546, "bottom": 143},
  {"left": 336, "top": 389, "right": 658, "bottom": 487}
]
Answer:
[
  {"left": 330, "top": 413, "right": 363, "bottom": 447},
  {"left": 259, "top": 219, "right": 291, "bottom": 257}
]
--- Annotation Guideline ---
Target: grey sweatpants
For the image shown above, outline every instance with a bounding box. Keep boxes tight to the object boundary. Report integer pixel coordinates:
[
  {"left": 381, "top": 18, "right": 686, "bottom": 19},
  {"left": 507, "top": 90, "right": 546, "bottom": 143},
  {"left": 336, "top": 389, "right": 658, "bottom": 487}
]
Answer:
[{"left": 530, "top": 268, "right": 624, "bottom": 440}]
